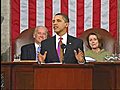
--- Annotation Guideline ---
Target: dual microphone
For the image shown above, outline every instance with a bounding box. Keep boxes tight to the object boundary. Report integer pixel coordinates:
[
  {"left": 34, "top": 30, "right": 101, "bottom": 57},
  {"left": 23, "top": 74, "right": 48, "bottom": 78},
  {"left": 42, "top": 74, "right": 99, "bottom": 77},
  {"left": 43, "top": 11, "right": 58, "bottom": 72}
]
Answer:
[
  {"left": 60, "top": 44, "right": 67, "bottom": 64},
  {"left": 61, "top": 44, "right": 66, "bottom": 50},
  {"left": 61, "top": 43, "right": 69, "bottom": 54},
  {"left": 61, "top": 43, "right": 72, "bottom": 53}
]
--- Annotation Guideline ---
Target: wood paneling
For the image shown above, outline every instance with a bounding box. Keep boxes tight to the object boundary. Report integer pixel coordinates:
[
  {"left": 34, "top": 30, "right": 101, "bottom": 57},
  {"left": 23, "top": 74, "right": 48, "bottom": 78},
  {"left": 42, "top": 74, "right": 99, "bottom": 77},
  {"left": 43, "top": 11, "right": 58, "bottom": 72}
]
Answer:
[
  {"left": 1, "top": 65, "right": 11, "bottom": 90},
  {"left": 1, "top": 62, "right": 120, "bottom": 90},
  {"left": 34, "top": 67, "right": 92, "bottom": 89},
  {"left": 116, "top": 65, "right": 120, "bottom": 89},
  {"left": 12, "top": 66, "right": 34, "bottom": 89}
]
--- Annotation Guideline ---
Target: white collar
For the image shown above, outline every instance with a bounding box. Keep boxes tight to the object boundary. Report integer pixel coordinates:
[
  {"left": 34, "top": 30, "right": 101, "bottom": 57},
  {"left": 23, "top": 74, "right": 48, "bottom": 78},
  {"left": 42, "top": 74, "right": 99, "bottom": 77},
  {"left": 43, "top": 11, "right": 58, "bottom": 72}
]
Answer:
[
  {"left": 35, "top": 42, "right": 41, "bottom": 47},
  {"left": 56, "top": 33, "right": 67, "bottom": 49}
]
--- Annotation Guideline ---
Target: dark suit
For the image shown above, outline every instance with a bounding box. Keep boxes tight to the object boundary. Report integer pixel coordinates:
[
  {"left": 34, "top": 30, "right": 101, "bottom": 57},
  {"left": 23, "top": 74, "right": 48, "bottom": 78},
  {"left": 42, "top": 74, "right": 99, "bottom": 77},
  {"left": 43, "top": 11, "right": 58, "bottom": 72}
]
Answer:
[
  {"left": 21, "top": 43, "right": 36, "bottom": 60},
  {"left": 40, "top": 35, "right": 84, "bottom": 64}
]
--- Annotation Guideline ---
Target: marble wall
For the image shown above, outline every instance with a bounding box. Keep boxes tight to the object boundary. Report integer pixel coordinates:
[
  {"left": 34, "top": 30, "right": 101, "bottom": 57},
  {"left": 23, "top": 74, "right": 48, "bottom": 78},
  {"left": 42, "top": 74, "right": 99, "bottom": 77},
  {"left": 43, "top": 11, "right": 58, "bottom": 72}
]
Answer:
[
  {"left": 1, "top": 0, "right": 11, "bottom": 61},
  {"left": 1, "top": 0, "right": 120, "bottom": 61}
]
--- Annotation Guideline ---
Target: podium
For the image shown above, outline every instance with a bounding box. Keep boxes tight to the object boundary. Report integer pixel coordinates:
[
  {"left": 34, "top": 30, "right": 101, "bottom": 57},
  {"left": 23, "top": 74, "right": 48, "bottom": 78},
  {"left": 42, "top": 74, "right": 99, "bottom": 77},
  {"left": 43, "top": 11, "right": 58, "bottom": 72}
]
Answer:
[
  {"left": 1, "top": 62, "right": 93, "bottom": 90},
  {"left": 1, "top": 61, "right": 120, "bottom": 90},
  {"left": 34, "top": 64, "right": 93, "bottom": 89}
]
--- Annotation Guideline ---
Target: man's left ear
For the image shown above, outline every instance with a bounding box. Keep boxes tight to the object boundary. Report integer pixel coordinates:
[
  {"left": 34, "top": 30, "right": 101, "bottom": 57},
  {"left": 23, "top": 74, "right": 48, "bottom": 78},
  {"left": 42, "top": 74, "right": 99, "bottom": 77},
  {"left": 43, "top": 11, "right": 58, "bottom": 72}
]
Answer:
[{"left": 66, "top": 23, "right": 69, "bottom": 27}]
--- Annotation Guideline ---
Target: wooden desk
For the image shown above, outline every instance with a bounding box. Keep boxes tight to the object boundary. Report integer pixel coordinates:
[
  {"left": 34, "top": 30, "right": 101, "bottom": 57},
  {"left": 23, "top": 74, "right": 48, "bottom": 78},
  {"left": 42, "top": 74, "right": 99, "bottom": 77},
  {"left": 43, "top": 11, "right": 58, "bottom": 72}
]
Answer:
[
  {"left": 1, "top": 63, "right": 12, "bottom": 89},
  {"left": 1, "top": 62, "right": 34, "bottom": 90},
  {"left": 1, "top": 62, "right": 120, "bottom": 90},
  {"left": 1, "top": 62, "right": 93, "bottom": 90},
  {"left": 34, "top": 64, "right": 93, "bottom": 89},
  {"left": 92, "top": 62, "right": 120, "bottom": 90}
]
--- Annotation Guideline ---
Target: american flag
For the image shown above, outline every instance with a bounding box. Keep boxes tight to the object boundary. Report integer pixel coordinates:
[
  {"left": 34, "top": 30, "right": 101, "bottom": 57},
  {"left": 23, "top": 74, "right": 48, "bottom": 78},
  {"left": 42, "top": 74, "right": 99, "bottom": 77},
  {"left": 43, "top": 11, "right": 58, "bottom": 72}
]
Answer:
[{"left": 11, "top": 0, "right": 118, "bottom": 60}]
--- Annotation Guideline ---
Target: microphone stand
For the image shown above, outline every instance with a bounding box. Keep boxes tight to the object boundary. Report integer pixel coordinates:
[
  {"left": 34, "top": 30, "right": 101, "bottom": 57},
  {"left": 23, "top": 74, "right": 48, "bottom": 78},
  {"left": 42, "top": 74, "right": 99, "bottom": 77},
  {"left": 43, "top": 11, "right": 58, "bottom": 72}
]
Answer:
[{"left": 61, "top": 44, "right": 66, "bottom": 64}]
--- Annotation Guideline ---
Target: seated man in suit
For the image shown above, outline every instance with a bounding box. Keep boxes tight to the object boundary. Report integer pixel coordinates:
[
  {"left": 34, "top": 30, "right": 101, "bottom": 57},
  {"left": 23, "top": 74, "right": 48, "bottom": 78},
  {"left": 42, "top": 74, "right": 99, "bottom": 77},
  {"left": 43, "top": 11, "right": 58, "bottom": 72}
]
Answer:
[
  {"left": 21, "top": 26, "right": 48, "bottom": 61},
  {"left": 38, "top": 13, "right": 85, "bottom": 64}
]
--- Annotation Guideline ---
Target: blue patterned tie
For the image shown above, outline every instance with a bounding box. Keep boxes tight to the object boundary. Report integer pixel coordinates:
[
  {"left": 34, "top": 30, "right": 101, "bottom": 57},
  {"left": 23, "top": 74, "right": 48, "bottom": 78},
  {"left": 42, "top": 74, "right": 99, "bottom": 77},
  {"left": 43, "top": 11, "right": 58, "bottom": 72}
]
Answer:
[{"left": 36, "top": 47, "right": 41, "bottom": 61}]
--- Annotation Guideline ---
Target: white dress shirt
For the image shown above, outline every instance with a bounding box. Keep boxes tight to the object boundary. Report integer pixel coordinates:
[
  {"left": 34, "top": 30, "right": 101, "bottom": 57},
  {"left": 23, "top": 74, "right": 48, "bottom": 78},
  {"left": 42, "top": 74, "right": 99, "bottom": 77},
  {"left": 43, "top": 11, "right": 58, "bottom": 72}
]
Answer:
[
  {"left": 55, "top": 33, "right": 67, "bottom": 49},
  {"left": 35, "top": 43, "right": 41, "bottom": 62},
  {"left": 35, "top": 43, "right": 41, "bottom": 53}
]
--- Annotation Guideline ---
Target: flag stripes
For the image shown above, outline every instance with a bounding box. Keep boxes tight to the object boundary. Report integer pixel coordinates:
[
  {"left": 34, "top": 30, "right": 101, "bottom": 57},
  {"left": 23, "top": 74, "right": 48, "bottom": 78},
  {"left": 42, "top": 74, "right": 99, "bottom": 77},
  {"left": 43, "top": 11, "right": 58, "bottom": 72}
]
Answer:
[
  {"left": 93, "top": 0, "right": 101, "bottom": 28},
  {"left": 109, "top": 0, "right": 118, "bottom": 38},
  {"left": 11, "top": 0, "right": 118, "bottom": 60}
]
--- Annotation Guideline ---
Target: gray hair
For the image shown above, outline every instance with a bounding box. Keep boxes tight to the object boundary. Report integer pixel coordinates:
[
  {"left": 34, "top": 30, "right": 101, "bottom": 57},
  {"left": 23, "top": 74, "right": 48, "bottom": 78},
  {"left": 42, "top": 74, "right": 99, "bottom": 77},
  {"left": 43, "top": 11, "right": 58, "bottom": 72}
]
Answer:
[{"left": 33, "top": 26, "right": 48, "bottom": 37}]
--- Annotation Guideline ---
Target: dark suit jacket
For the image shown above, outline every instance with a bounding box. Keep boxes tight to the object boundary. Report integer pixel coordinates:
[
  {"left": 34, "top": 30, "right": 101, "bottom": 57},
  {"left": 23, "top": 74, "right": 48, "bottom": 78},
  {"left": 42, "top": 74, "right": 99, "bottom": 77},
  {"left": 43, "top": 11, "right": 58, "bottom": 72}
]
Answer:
[
  {"left": 41, "top": 35, "right": 84, "bottom": 64},
  {"left": 21, "top": 43, "right": 36, "bottom": 60}
]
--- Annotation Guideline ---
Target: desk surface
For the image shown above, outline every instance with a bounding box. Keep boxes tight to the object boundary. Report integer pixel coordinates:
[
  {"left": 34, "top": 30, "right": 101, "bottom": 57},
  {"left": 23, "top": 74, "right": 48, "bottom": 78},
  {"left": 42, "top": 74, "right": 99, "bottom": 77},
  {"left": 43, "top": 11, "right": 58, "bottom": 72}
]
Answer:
[{"left": 1, "top": 61, "right": 120, "bottom": 65}]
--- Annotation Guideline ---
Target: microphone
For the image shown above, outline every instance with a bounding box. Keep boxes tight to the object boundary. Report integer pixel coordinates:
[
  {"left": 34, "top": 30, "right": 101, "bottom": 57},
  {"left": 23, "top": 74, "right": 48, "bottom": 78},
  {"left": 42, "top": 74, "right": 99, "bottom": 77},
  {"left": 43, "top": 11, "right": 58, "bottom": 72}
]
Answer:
[
  {"left": 61, "top": 44, "right": 66, "bottom": 64},
  {"left": 61, "top": 44, "right": 66, "bottom": 49},
  {"left": 61, "top": 44, "right": 67, "bottom": 53}
]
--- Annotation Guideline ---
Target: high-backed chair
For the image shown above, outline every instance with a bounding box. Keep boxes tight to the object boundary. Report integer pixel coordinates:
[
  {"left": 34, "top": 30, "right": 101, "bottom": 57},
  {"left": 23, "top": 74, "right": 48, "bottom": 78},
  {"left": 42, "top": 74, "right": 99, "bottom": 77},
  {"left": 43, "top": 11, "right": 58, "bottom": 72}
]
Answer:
[
  {"left": 79, "top": 28, "right": 115, "bottom": 53},
  {"left": 14, "top": 28, "right": 50, "bottom": 56},
  {"left": 14, "top": 28, "right": 35, "bottom": 56}
]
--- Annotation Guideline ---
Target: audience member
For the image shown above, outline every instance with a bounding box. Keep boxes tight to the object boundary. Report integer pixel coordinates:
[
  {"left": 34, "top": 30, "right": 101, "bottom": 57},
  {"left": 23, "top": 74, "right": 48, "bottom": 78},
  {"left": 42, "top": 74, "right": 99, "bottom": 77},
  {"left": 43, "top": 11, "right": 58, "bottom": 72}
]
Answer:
[
  {"left": 85, "top": 32, "right": 112, "bottom": 62},
  {"left": 21, "top": 26, "right": 48, "bottom": 61}
]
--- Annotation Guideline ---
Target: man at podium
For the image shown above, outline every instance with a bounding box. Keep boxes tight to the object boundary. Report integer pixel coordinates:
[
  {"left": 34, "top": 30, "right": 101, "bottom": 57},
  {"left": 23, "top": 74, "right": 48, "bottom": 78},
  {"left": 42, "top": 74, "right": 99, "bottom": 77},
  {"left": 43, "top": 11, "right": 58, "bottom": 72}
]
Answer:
[{"left": 38, "top": 13, "right": 85, "bottom": 64}]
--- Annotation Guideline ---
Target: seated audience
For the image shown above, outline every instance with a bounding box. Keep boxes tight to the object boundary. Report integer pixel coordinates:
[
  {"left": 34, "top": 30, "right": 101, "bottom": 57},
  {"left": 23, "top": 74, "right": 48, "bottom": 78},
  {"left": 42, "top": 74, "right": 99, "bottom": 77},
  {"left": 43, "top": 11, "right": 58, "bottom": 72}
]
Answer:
[
  {"left": 20, "top": 26, "right": 48, "bottom": 61},
  {"left": 85, "top": 32, "right": 112, "bottom": 62}
]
